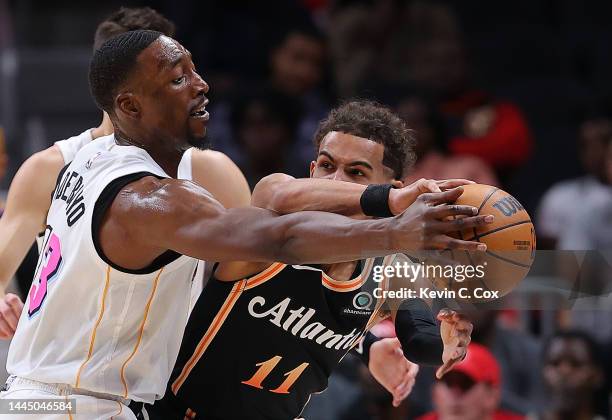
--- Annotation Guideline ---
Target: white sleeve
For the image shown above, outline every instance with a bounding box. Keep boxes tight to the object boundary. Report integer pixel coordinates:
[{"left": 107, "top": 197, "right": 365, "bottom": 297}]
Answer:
[{"left": 536, "top": 185, "right": 568, "bottom": 238}]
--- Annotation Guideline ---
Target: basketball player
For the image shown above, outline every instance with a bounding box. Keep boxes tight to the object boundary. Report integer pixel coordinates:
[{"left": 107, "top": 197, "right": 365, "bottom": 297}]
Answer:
[
  {"left": 0, "top": 8, "right": 438, "bottom": 406},
  {"left": 0, "top": 31, "right": 488, "bottom": 419},
  {"left": 147, "top": 101, "right": 478, "bottom": 420},
  {"left": 0, "top": 6, "right": 250, "bottom": 338}
]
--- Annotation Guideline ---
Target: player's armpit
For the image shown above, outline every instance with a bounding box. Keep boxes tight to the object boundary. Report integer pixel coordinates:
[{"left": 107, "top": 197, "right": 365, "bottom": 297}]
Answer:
[
  {"left": 0, "top": 146, "right": 65, "bottom": 286},
  {"left": 191, "top": 150, "right": 251, "bottom": 209}
]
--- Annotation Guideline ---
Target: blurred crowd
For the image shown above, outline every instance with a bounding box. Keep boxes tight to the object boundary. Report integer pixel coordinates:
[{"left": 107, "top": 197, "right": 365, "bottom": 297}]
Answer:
[{"left": 0, "top": 0, "right": 611, "bottom": 419}]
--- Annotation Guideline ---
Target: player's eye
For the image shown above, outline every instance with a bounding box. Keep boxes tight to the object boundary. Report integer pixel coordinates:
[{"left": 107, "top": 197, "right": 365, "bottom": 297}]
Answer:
[
  {"left": 349, "top": 168, "right": 365, "bottom": 177},
  {"left": 172, "top": 75, "right": 186, "bottom": 85},
  {"left": 319, "top": 161, "right": 333, "bottom": 170}
]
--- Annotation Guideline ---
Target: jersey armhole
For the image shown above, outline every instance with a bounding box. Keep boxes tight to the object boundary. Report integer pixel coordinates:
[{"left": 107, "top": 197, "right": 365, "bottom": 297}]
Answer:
[{"left": 91, "top": 171, "right": 181, "bottom": 275}]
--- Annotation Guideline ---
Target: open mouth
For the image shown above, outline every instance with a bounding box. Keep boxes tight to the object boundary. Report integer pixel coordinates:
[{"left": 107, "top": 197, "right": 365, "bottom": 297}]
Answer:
[
  {"left": 190, "top": 99, "right": 210, "bottom": 119},
  {"left": 189, "top": 108, "right": 208, "bottom": 118}
]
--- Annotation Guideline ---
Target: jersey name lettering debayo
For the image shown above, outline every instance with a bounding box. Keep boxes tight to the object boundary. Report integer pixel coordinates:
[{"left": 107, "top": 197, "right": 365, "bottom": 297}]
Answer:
[{"left": 53, "top": 170, "right": 86, "bottom": 226}]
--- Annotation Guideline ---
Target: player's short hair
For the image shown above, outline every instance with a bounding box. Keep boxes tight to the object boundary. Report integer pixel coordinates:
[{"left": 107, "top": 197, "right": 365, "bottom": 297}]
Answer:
[
  {"left": 93, "top": 7, "right": 175, "bottom": 52},
  {"left": 89, "top": 29, "right": 162, "bottom": 113},
  {"left": 313, "top": 101, "right": 416, "bottom": 179}
]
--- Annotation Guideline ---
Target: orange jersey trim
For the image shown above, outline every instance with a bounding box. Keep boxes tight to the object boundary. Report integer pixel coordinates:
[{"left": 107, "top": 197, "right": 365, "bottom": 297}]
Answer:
[
  {"left": 119, "top": 267, "right": 164, "bottom": 398},
  {"left": 74, "top": 265, "right": 112, "bottom": 388},
  {"left": 245, "top": 263, "right": 286, "bottom": 289},
  {"left": 321, "top": 259, "right": 373, "bottom": 292},
  {"left": 171, "top": 280, "right": 246, "bottom": 394}
]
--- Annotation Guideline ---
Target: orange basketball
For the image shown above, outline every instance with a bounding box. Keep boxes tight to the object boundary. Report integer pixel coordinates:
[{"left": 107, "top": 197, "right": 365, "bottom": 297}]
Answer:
[{"left": 437, "top": 184, "right": 536, "bottom": 300}]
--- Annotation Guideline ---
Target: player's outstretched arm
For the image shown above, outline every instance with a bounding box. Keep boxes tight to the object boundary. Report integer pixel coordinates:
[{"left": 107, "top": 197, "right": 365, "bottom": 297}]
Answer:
[
  {"left": 252, "top": 173, "right": 474, "bottom": 217},
  {"left": 102, "top": 178, "right": 492, "bottom": 270},
  {"left": 0, "top": 147, "right": 65, "bottom": 286}
]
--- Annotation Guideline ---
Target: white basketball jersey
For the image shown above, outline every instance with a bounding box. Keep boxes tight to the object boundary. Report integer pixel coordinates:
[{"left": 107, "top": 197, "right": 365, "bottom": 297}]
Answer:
[
  {"left": 54, "top": 129, "right": 94, "bottom": 164},
  {"left": 8, "top": 135, "right": 198, "bottom": 404}
]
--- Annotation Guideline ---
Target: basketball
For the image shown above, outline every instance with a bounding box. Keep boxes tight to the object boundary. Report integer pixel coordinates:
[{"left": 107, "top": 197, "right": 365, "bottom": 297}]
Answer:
[{"left": 437, "top": 184, "right": 536, "bottom": 300}]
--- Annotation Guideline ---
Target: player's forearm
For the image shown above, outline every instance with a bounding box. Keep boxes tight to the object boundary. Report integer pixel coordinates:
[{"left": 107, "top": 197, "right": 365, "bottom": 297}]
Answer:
[
  {"left": 173, "top": 207, "right": 398, "bottom": 265},
  {"left": 276, "top": 210, "right": 397, "bottom": 264},
  {"left": 253, "top": 175, "right": 367, "bottom": 217},
  {"left": 0, "top": 218, "right": 36, "bottom": 288},
  {"left": 393, "top": 299, "right": 443, "bottom": 366}
]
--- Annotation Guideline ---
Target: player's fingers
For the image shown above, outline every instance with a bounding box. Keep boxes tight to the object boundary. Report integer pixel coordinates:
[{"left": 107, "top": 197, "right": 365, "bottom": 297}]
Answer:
[
  {"left": 436, "top": 214, "right": 494, "bottom": 232},
  {"left": 419, "top": 179, "right": 442, "bottom": 193},
  {"left": 420, "top": 187, "right": 464, "bottom": 206},
  {"left": 455, "top": 320, "right": 473, "bottom": 334},
  {"left": 437, "top": 308, "right": 456, "bottom": 322},
  {"left": 0, "top": 304, "right": 19, "bottom": 331},
  {"left": 428, "top": 204, "right": 478, "bottom": 219},
  {"left": 393, "top": 378, "right": 415, "bottom": 407},
  {"left": 6, "top": 293, "right": 24, "bottom": 315},
  {"left": 436, "top": 179, "right": 475, "bottom": 190},
  {"left": 436, "top": 358, "right": 460, "bottom": 379},
  {"left": 440, "top": 236, "right": 487, "bottom": 252},
  {"left": 0, "top": 313, "right": 13, "bottom": 338}
]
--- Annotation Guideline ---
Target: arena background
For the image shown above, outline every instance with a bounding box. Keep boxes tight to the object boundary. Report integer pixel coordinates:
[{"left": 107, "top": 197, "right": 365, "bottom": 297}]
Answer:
[{"left": 0, "top": 0, "right": 611, "bottom": 419}]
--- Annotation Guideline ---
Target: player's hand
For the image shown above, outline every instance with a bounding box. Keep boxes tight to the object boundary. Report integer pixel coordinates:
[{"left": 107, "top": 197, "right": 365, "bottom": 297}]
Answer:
[
  {"left": 0, "top": 293, "right": 23, "bottom": 339},
  {"left": 368, "top": 337, "right": 419, "bottom": 407},
  {"left": 389, "top": 178, "right": 475, "bottom": 216},
  {"left": 393, "top": 187, "right": 494, "bottom": 251},
  {"left": 435, "top": 309, "right": 472, "bottom": 379}
]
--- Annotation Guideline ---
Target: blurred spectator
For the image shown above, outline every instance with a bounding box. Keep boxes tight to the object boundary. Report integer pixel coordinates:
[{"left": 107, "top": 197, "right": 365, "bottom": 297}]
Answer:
[
  {"left": 528, "top": 330, "right": 606, "bottom": 420},
  {"left": 538, "top": 117, "right": 612, "bottom": 249},
  {"left": 338, "top": 362, "right": 411, "bottom": 420},
  {"left": 417, "top": 343, "right": 525, "bottom": 420},
  {"left": 267, "top": 23, "right": 331, "bottom": 164},
  {"left": 555, "top": 132, "right": 612, "bottom": 344},
  {"left": 558, "top": 128, "right": 612, "bottom": 250},
  {"left": 329, "top": 0, "right": 532, "bottom": 177},
  {"left": 409, "top": 309, "right": 541, "bottom": 417},
  {"left": 208, "top": 23, "right": 331, "bottom": 179},
  {"left": 228, "top": 89, "right": 304, "bottom": 188},
  {"left": 333, "top": 320, "right": 411, "bottom": 420},
  {"left": 407, "top": 35, "right": 533, "bottom": 179},
  {"left": 328, "top": 0, "right": 459, "bottom": 98},
  {"left": 397, "top": 94, "right": 499, "bottom": 186}
]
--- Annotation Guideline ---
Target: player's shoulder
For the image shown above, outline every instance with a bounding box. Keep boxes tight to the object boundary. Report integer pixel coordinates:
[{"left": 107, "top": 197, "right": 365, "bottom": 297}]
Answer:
[
  {"left": 18, "top": 145, "right": 65, "bottom": 180},
  {"left": 191, "top": 149, "right": 238, "bottom": 170},
  {"left": 117, "top": 176, "right": 211, "bottom": 210}
]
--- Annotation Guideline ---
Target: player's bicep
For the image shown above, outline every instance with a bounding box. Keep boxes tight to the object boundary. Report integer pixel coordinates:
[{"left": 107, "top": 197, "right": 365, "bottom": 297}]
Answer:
[{"left": 118, "top": 179, "right": 284, "bottom": 263}]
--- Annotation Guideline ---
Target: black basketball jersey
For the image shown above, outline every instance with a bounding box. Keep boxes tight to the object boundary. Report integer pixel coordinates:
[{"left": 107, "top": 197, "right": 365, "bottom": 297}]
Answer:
[{"left": 149, "top": 257, "right": 392, "bottom": 420}]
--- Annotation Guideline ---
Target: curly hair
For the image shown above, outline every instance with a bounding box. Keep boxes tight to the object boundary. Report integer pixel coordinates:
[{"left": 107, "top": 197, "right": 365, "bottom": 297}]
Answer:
[
  {"left": 93, "top": 7, "right": 175, "bottom": 51},
  {"left": 313, "top": 101, "right": 416, "bottom": 179}
]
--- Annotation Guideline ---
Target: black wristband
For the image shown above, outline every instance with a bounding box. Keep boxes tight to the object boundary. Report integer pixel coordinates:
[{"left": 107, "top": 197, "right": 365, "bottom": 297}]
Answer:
[
  {"left": 351, "top": 331, "right": 380, "bottom": 366},
  {"left": 360, "top": 184, "right": 394, "bottom": 217}
]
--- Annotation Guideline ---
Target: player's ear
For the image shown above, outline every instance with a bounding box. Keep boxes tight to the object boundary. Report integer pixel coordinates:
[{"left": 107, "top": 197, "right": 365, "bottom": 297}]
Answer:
[
  {"left": 391, "top": 179, "right": 404, "bottom": 188},
  {"left": 116, "top": 93, "right": 140, "bottom": 119},
  {"left": 309, "top": 161, "right": 316, "bottom": 178}
]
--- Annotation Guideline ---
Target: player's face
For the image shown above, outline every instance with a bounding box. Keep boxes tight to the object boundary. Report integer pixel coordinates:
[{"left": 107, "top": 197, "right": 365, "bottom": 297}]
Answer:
[
  {"left": 432, "top": 372, "right": 498, "bottom": 420},
  {"left": 310, "top": 131, "right": 400, "bottom": 186},
  {"left": 543, "top": 338, "right": 600, "bottom": 400},
  {"left": 134, "top": 36, "right": 210, "bottom": 150}
]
